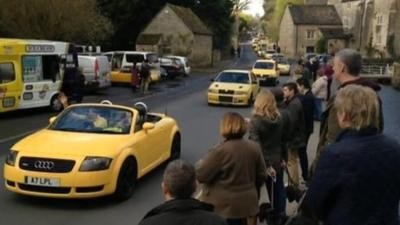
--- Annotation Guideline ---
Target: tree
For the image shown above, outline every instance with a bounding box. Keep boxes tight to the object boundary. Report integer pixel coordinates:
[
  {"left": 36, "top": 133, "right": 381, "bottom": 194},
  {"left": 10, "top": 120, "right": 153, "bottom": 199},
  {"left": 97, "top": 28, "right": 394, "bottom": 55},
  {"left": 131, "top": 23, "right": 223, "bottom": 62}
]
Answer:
[
  {"left": 0, "top": 0, "right": 113, "bottom": 45},
  {"left": 316, "top": 37, "right": 327, "bottom": 53},
  {"left": 262, "top": 0, "right": 304, "bottom": 41},
  {"left": 231, "top": 0, "right": 250, "bottom": 48}
]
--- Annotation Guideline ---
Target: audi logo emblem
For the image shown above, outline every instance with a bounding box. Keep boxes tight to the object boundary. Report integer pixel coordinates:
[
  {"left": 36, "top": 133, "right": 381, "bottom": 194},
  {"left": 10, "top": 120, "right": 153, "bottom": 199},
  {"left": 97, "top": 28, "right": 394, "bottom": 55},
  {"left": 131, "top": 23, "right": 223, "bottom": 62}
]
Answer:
[{"left": 34, "top": 161, "right": 55, "bottom": 170}]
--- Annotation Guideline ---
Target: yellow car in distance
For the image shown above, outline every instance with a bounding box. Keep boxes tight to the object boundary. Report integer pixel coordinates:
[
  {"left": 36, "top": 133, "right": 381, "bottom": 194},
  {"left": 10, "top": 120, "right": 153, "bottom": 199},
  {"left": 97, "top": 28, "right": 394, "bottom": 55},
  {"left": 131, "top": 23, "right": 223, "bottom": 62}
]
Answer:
[
  {"left": 208, "top": 70, "right": 260, "bottom": 106},
  {"left": 271, "top": 54, "right": 290, "bottom": 75},
  {"left": 251, "top": 59, "right": 280, "bottom": 86},
  {"left": 4, "top": 101, "right": 180, "bottom": 200}
]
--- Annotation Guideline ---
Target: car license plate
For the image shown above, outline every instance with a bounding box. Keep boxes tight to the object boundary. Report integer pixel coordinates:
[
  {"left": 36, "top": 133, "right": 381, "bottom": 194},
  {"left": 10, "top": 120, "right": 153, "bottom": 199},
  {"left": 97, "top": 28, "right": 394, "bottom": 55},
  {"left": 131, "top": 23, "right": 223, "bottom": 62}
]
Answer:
[
  {"left": 258, "top": 77, "right": 266, "bottom": 81},
  {"left": 25, "top": 176, "right": 60, "bottom": 187}
]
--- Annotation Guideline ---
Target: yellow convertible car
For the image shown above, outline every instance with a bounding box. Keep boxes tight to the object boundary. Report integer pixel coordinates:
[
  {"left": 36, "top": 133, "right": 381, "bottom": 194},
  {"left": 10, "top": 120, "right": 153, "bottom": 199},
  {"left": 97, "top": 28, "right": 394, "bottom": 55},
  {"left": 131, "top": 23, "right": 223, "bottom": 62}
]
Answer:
[
  {"left": 4, "top": 101, "right": 180, "bottom": 200},
  {"left": 251, "top": 59, "right": 280, "bottom": 86},
  {"left": 207, "top": 70, "right": 260, "bottom": 106}
]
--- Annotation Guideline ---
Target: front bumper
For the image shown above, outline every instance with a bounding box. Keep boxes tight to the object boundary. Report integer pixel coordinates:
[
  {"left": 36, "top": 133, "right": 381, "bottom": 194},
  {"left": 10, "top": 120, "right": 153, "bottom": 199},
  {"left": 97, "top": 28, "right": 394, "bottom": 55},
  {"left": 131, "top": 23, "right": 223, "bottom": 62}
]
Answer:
[
  {"left": 207, "top": 93, "right": 250, "bottom": 106},
  {"left": 4, "top": 158, "right": 116, "bottom": 198}
]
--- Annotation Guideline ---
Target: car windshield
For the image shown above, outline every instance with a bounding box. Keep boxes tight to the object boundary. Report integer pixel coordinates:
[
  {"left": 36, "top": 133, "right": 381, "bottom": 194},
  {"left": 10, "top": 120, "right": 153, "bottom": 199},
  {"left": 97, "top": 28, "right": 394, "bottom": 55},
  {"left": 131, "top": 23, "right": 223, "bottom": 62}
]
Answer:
[
  {"left": 254, "top": 62, "right": 274, "bottom": 69},
  {"left": 277, "top": 58, "right": 289, "bottom": 64},
  {"left": 215, "top": 72, "right": 249, "bottom": 84},
  {"left": 50, "top": 106, "right": 133, "bottom": 134}
]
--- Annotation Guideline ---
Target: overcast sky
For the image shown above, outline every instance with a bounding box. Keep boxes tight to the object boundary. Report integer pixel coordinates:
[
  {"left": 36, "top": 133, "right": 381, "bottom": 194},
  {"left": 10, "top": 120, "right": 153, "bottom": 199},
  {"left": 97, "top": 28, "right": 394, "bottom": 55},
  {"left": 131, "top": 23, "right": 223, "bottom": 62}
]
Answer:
[{"left": 244, "top": 0, "right": 265, "bottom": 17}]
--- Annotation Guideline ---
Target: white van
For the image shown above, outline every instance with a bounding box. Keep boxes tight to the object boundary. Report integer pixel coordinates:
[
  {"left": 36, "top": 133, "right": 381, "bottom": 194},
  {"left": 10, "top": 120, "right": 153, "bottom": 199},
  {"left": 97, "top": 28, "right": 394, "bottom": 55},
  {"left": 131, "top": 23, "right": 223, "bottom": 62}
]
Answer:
[
  {"left": 103, "top": 51, "right": 161, "bottom": 83},
  {"left": 78, "top": 55, "right": 111, "bottom": 91},
  {"left": 165, "top": 55, "right": 191, "bottom": 76}
]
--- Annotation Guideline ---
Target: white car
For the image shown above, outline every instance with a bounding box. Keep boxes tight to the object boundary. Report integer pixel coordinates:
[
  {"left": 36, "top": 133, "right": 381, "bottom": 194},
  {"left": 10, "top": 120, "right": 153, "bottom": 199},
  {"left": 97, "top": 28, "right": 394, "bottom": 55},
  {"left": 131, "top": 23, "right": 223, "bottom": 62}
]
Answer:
[
  {"left": 78, "top": 55, "right": 111, "bottom": 91},
  {"left": 165, "top": 55, "right": 191, "bottom": 76}
]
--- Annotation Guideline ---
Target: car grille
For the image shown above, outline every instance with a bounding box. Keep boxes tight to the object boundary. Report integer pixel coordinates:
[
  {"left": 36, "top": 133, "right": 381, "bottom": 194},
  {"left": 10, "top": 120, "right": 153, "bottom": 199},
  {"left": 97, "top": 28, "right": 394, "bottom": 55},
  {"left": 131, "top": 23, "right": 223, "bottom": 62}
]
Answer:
[
  {"left": 19, "top": 157, "right": 75, "bottom": 173},
  {"left": 219, "top": 96, "right": 233, "bottom": 103},
  {"left": 18, "top": 183, "right": 71, "bottom": 194},
  {"left": 218, "top": 89, "right": 234, "bottom": 94}
]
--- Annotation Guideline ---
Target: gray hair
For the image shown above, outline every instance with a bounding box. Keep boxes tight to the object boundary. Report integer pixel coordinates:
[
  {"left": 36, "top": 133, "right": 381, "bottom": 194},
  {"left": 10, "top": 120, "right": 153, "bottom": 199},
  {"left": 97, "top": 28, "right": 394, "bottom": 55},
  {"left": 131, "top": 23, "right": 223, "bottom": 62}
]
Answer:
[
  {"left": 334, "top": 85, "right": 379, "bottom": 130},
  {"left": 163, "top": 159, "right": 196, "bottom": 199},
  {"left": 335, "top": 48, "right": 362, "bottom": 76}
]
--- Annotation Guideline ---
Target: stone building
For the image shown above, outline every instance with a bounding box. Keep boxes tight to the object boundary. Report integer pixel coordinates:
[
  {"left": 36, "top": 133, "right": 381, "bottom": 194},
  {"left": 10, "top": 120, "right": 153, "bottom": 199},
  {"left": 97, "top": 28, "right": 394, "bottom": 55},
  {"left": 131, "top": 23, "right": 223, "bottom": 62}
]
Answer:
[
  {"left": 278, "top": 4, "right": 343, "bottom": 57},
  {"left": 136, "top": 4, "right": 213, "bottom": 66},
  {"left": 327, "top": 0, "right": 400, "bottom": 58}
]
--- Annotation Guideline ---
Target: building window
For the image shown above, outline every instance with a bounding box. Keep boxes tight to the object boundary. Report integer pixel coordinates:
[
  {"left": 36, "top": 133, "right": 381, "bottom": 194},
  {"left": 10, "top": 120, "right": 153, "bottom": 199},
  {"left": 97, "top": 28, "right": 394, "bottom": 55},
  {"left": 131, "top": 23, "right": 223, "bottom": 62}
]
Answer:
[
  {"left": 376, "top": 34, "right": 382, "bottom": 44},
  {"left": 376, "top": 15, "right": 383, "bottom": 25},
  {"left": 306, "top": 30, "right": 316, "bottom": 40}
]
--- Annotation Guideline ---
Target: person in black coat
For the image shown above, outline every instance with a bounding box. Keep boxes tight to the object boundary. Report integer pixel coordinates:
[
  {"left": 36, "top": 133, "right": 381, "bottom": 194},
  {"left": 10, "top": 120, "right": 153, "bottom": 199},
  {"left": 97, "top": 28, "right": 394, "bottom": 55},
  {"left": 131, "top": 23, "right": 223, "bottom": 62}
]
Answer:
[
  {"left": 296, "top": 78, "right": 315, "bottom": 182},
  {"left": 306, "top": 85, "right": 400, "bottom": 225},
  {"left": 139, "top": 160, "right": 227, "bottom": 225},
  {"left": 282, "top": 82, "right": 306, "bottom": 186}
]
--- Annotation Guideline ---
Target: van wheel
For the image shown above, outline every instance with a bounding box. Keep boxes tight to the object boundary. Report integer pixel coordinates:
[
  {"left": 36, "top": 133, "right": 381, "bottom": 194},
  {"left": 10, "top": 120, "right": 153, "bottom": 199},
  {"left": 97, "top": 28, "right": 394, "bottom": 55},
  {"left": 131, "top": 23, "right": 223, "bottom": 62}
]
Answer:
[
  {"left": 170, "top": 133, "right": 181, "bottom": 161},
  {"left": 50, "top": 95, "right": 63, "bottom": 112},
  {"left": 114, "top": 157, "right": 137, "bottom": 201}
]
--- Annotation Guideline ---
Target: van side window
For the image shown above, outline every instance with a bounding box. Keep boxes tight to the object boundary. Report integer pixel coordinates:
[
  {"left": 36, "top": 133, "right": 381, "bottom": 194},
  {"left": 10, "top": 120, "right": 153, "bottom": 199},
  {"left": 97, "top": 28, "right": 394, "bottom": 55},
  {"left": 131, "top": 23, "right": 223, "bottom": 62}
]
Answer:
[
  {"left": 111, "top": 53, "right": 123, "bottom": 71},
  {"left": 126, "top": 54, "right": 144, "bottom": 63},
  {"left": 22, "top": 55, "right": 60, "bottom": 82},
  {"left": 0, "top": 62, "right": 15, "bottom": 84},
  {"left": 22, "top": 56, "right": 43, "bottom": 82}
]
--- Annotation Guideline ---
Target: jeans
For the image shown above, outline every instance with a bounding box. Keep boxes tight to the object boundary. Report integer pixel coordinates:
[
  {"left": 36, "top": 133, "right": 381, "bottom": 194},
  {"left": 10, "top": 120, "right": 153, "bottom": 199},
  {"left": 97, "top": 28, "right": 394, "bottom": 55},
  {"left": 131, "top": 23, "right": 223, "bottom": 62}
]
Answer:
[
  {"left": 266, "top": 170, "right": 286, "bottom": 215},
  {"left": 314, "top": 98, "right": 323, "bottom": 121}
]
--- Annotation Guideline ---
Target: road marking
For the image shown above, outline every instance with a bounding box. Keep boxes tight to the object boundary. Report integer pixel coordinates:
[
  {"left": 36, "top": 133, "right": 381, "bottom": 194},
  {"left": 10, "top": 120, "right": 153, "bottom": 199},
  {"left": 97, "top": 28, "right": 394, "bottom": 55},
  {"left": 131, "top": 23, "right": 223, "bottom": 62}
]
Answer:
[{"left": 0, "top": 128, "right": 42, "bottom": 144}]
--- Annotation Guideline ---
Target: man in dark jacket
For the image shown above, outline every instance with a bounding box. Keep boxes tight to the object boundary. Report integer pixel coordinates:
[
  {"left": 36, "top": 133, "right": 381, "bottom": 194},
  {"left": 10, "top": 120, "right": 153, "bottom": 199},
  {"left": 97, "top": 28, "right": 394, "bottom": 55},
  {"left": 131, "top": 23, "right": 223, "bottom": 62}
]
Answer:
[
  {"left": 311, "top": 49, "right": 384, "bottom": 176},
  {"left": 282, "top": 82, "right": 306, "bottom": 186},
  {"left": 296, "top": 78, "right": 315, "bottom": 183},
  {"left": 139, "top": 160, "right": 227, "bottom": 225}
]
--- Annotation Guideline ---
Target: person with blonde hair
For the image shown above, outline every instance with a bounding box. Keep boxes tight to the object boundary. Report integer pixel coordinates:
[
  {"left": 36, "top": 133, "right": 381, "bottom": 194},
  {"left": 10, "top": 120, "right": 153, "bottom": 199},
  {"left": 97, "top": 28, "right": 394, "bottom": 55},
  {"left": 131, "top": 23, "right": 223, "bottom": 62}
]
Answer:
[
  {"left": 249, "top": 90, "right": 288, "bottom": 224},
  {"left": 306, "top": 85, "right": 400, "bottom": 225},
  {"left": 197, "top": 112, "right": 267, "bottom": 225}
]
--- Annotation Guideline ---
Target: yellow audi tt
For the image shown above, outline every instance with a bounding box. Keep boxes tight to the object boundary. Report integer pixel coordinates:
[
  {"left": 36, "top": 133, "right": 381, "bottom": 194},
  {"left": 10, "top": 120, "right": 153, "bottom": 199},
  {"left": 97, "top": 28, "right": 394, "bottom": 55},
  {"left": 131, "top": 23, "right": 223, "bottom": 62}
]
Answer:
[
  {"left": 207, "top": 70, "right": 260, "bottom": 106},
  {"left": 4, "top": 101, "right": 180, "bottom": 199},
  {"left": 251, "top": 59, "right": 280, "bottom": 86}
]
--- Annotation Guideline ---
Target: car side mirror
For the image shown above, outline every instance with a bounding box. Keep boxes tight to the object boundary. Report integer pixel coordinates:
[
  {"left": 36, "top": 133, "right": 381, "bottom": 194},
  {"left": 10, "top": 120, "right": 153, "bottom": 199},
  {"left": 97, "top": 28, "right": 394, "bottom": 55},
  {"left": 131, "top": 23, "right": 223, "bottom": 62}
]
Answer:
[
  {"left": 142, "top": 122, "right": 155, "bottom": 132},
  {"left": 49, "top": 116, "right": 57, "bottom": 124}
]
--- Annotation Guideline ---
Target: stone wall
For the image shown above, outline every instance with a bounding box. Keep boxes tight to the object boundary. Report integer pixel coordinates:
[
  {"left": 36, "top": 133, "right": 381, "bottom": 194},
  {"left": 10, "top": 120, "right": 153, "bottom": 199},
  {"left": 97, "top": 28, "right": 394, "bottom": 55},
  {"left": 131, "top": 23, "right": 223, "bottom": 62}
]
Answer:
[
  {"left": 191, "top": 34, "right": 213, "bottom": 66},
  {"left": 138, "top": 5, "right": 213, "bottom": 66},
  {"left": 278, "top": 7, "right": 296, "bottom": 57}
]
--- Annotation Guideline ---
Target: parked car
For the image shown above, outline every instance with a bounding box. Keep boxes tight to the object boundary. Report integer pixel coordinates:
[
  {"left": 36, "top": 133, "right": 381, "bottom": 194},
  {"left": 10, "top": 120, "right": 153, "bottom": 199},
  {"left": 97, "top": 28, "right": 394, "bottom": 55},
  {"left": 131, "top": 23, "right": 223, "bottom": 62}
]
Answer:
[
  {"left": 303, "top": 53, "right": 317, "bottom": 62},
  {"left": 4, "top": 101, "right": 181, "bottom": 199},
  {"left": 251, "top": 59, "right": 280, "bottom": 86},
  {"left": 103, "top": 51, "right": 161, "bottom": 84},
  {"left": 78, "top": 55, "right": 111, "bottom": 91},
  {"left": 207, "top": 70, "right": 260, "bottom": 106},
  {"left": 165, "top": 55, "right": 191, "bottom": 76},
  {"left": 159, "top": 57, "right": 185, "bottom": 79}
]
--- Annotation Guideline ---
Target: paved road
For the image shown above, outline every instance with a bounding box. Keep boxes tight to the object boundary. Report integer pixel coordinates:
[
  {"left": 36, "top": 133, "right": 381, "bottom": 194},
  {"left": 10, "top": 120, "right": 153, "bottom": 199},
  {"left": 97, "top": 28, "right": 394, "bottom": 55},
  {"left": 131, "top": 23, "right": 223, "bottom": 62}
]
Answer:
[{"left": 0, "top": 44, "right": 399, "bottom": 225}]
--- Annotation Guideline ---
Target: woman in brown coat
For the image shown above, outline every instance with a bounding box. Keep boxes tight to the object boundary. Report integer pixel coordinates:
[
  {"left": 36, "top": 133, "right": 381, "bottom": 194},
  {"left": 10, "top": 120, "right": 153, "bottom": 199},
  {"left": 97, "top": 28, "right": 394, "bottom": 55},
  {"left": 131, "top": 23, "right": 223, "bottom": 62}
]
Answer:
[{"left": 196, "top": 112, "right": 267, "bottom": 225}]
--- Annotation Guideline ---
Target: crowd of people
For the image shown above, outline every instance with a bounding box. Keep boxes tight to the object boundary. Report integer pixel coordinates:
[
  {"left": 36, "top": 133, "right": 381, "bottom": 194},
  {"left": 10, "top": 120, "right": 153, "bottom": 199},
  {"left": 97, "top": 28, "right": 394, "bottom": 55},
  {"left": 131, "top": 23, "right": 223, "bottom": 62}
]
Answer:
[{"left": 138, "top": 48, "right": 400, "bottom": 225}]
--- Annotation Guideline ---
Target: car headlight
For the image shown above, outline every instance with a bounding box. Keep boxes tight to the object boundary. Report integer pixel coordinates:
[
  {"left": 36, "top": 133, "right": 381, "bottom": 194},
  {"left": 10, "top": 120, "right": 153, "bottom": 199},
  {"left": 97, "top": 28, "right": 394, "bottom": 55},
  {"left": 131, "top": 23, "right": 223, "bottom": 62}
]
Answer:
[
  {"left": 235, "top": 91, "right": 248, "bottom": 95},
  {"left": 5, "top": 150, "right": 18, "bottom": 166},
  {"left": 79, "top": 157, "right": 112, "bottom": 171},
  {"left": 208, "top": 89, "right": 218, "bottom": 94}
]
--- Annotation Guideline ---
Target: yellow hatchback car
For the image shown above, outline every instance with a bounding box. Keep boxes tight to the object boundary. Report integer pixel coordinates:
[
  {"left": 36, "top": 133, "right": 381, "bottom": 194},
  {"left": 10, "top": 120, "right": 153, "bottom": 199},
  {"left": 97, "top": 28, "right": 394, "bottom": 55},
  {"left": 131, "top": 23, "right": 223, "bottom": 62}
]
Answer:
[
  {"left": 4, "top": 101, "right": 180, "bottom": 200},
  {"left": 251, "top": 59, "right": 280, "bottom": 86},
  {"left": 207, "top": 70, "right": 260, "bottom": 106}
]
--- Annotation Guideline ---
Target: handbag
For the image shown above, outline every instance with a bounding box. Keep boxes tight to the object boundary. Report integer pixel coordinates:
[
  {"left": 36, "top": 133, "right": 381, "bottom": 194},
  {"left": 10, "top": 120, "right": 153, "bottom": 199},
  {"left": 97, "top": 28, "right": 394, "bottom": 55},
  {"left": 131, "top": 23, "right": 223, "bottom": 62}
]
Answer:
[{"left": 285, "top": 167, "right": 304, "bottom": 203}]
